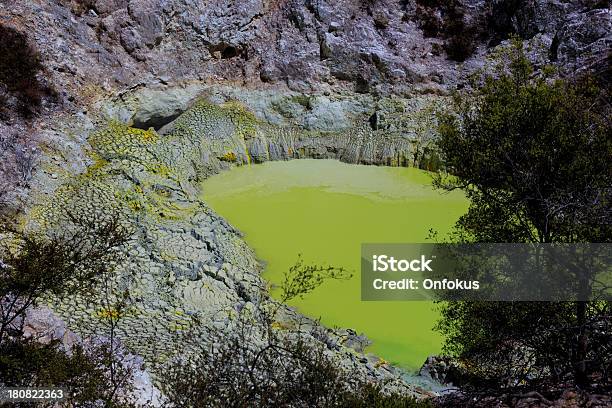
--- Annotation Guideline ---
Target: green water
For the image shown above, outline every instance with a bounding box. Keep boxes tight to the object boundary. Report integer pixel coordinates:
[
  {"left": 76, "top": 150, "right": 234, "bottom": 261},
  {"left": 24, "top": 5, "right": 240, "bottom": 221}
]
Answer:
[{"left": 201, "top": 159, "right": 467, "bottom": 370}]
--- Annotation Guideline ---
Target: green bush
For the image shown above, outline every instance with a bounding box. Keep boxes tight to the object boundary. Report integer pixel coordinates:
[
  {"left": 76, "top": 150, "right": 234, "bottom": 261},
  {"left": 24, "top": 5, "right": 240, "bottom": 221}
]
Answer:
[
  {"left": 434, "top": 41, "right": 612, "bottom": 391},
  {"left": 0, "top": 338, "right": 137, "bottom": 407},
  {"left": 0, "top": 212, "right": 136, "bottom": 406}
]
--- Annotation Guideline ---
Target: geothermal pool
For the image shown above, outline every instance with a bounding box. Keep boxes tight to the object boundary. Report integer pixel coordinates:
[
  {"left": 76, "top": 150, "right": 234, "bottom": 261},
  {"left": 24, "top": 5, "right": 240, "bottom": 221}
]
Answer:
[{"left": 201, "top": 159, "right": 467, "bottom": 370}]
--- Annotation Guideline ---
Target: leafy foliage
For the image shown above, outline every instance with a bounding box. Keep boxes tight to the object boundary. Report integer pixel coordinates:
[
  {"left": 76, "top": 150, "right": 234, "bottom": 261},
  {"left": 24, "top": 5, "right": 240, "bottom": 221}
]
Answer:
[
  {"left": 163, "top": 313, "right": 432, "bottom": 408},
  {"left": 340, "top": 383, "right": 435, "bottom": 408},
  {"left": 0, "top": 211, "right": 137, "bottom": 406},
  {"left": 164, "top": 323, "right": 349, "bottom": 407},
  {"left": 0, "top": 338, "right": 137, "bottom": 407},
  {"left": 433, "top": 41, "right": 612, "bottom": 392},
  {"left": 0, "top": 211, "right": 131, "bottom": 343},
  {"left": 435, "top": 42, "right": 611, "bottom": 244}
]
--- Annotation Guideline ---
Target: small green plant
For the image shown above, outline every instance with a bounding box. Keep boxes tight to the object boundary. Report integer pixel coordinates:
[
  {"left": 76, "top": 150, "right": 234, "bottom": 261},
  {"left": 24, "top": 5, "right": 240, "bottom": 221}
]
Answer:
[
  {"left": 279, "top": 254, "right": 352, "bottom": 303},
  {"left": 290, "top": 94, "right": 313, "bottom": 110}
]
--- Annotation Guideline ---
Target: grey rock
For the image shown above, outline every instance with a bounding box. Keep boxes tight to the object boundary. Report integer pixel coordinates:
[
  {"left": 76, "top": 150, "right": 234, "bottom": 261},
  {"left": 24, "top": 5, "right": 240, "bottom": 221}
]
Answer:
[
  {"left": 556, "top": 8, "right": 611, "bottom": 74},
  {"left": 4, "top": 0, "right": 605, "bottom": 108},
  {"left": 129, "top": 85, "right": 203, "bottom": 130}
]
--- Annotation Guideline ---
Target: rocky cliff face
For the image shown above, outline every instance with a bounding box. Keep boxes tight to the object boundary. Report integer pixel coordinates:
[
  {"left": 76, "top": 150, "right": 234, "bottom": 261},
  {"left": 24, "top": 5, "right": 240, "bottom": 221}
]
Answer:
[{"left": 1, "top": 0, "right": 609, "bottom": 102}]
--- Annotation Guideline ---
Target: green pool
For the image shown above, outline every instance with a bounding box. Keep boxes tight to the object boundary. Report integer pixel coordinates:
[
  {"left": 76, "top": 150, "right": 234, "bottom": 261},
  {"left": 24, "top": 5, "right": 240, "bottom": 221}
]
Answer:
[{"left": 201, "top": 159, "right": 467, "bottom": 370}]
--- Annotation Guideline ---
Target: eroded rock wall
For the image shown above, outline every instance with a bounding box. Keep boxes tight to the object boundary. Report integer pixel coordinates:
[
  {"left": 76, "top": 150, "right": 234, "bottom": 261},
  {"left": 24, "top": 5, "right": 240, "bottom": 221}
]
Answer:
[{"left": 1, "top": 0, "right": 609, "bottom": 103}]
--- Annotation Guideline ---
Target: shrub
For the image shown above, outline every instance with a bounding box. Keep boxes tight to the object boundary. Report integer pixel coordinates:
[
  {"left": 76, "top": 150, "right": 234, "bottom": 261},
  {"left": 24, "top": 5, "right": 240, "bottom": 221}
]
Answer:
[
  {"left": 434, "top": 41, "right": 612, "bottom": 392},
  {"left": 0, "top": 210, "right": 131, "bottom": 344},
  {"left": 0, "top": 212, "right": 136, "bottom": 405},
  {"left": 163, "top": 315, "right": 433, "bottom": 408},
  {"left": 341, "top": 384, "right": 435, "bottom": 408},
  {"left": 0, "top": 337, "right": 139, "bottom": 407},
  {"left": 220, "top": 151, "right": 238, "bottom": 162}
]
